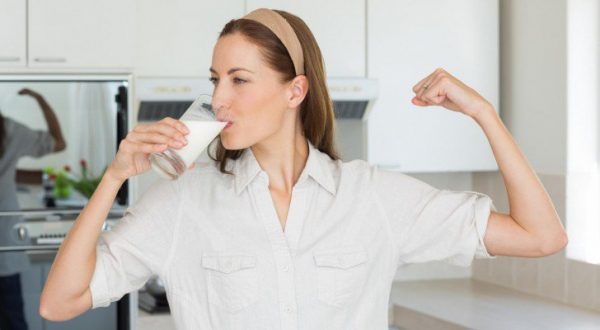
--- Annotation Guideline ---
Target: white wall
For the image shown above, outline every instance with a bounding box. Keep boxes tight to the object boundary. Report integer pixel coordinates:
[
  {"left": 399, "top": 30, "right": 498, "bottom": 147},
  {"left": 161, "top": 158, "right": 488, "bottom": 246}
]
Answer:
[{"left": 472, "top": 0, "right": 600, "bottom": 312}]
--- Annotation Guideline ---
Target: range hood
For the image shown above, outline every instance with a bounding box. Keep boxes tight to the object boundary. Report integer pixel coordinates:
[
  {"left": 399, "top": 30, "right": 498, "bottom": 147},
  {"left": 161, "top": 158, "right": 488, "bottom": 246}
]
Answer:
[
  {"left": 327, "top": 78, "right": 378, "bottom": 120},
  {"left": 135, "top": 77, "right": 377, "bottom": 121}
]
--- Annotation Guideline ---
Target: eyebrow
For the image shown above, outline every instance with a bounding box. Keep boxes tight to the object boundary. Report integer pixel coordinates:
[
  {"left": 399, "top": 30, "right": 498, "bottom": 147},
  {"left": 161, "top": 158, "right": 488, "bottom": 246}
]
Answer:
[{"left": 209, "top": 67, "right": 255, "bottom": 75}]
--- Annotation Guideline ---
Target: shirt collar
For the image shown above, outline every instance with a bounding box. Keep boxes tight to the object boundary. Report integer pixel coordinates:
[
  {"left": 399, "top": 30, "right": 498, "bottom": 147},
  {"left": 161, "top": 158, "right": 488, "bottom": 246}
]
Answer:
[{"left": 233, "top": 140, "right": 337, "bottom": 196}]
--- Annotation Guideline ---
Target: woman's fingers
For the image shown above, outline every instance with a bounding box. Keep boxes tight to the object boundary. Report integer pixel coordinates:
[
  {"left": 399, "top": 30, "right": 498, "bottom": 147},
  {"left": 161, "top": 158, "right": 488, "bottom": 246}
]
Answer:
[
  {"left": 119, "top": 139, "right": 160, "bottom": 154},
  {"left": 117, "top": 117, "right": 191, "bottom": 164},
  {"left": 128, "top": 131, "right": 186, "bottom": 149},
  {"left": 158, "top": 117, "right": 189, "bottom": 136},
  {"left": 421, "top": 74, "right": 448, "bottom": 104},
  {"left": 134, "top": 121, "right": 188, "bottom": 144},
  {"left": 412, "top": 75, "right": 430, "bottom": 93},
  {"left": 415, "top": 68, "right": 450, "bottom": 101}
]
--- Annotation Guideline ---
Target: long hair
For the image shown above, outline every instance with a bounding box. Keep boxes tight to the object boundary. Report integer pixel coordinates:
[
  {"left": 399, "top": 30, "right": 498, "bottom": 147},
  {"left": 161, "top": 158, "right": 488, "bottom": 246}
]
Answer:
[{"left": 209, "top": 9, "right": 339, "bottom": 174}]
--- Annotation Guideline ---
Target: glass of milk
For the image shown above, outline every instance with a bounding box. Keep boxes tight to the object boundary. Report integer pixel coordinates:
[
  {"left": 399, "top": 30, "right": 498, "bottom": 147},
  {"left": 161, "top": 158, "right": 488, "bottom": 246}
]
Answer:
[{"left": 149, "top": 94, "right": 227, "bottom": 180}]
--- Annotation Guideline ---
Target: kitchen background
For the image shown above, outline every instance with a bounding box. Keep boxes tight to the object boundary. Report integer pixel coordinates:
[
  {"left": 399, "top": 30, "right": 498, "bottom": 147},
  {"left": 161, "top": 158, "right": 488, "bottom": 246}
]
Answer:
[{"left": 0, "top": 0, "right": 598, "bottom": 329}]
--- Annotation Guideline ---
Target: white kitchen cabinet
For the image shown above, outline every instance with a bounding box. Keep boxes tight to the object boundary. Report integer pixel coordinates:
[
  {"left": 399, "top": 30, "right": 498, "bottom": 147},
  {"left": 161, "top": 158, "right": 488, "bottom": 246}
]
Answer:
[
  {"left": 27, "top": 0, "right": 135, "bottom": 69},
  {"left": 367, "top": 0, "right": 499, "bottom": 172},
  {"left": 135, "top": 0, "right": 245, "bottom": 77},
  {"left": 246, "top": 0, "right": 366, "bottom": 77},
  {"left": 0, "top": 0, "right": 26, "bottom": 68}
]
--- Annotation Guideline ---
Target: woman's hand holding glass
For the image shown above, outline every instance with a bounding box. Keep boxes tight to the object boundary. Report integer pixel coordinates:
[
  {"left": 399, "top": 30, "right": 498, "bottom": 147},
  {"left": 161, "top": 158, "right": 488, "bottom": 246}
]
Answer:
[{"left": 105, "top": 118, "right": 190, "bottom": 183}]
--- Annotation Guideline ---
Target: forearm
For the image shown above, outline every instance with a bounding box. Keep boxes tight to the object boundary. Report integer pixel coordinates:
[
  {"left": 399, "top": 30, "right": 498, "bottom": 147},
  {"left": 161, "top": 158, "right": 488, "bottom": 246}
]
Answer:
[
  {"left": 41, "top": 174, "right": 124, "bottom": 312},
  {"left": 473, "top": 107, "right": 566, "bottom": 244},
  {"left": 35, "top": 96, "right": 66, "bottom": 149}
]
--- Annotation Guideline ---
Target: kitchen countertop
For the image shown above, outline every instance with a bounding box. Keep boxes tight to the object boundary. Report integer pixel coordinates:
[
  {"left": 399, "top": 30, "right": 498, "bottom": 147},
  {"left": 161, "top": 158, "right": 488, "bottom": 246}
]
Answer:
[
  {"left": 389, "top": 279, "right": 600, "bottom": 330},
  {"left": 137, "top": 310, "right": 176, "bottom": 330},
  {"left": 137, "top": 279, "right": 600, "bottom": 330}
]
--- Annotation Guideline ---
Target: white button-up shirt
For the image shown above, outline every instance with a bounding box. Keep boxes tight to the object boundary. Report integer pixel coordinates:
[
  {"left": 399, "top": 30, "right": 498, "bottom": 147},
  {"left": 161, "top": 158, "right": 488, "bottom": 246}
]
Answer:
[{"left": 90, "top": 141, "right": 496, "bottom": 329}]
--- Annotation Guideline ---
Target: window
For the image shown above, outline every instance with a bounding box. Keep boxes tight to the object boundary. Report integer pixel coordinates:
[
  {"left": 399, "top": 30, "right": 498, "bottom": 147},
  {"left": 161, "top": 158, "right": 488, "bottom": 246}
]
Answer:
[{"left": 565, "top": 0, "right": 600, "bottom": 264}]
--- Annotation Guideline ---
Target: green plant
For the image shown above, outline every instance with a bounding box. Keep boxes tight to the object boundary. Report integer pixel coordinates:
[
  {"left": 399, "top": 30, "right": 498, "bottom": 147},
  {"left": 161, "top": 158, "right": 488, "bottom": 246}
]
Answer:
[
  {"left": 66, "top": 159, "right": 105, "bottom": 199},
  {"left": 43, "top": 166, "right": 72, "bottom": 198}
]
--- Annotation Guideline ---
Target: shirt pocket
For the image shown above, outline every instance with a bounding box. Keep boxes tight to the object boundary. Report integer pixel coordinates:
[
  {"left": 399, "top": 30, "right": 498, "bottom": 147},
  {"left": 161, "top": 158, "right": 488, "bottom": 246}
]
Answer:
[
  {"left": 201, "top": 254, "right": 259, "bottom": 313},
  {"left": 313, "top": 246, "right": 369, "bottom": 308}
]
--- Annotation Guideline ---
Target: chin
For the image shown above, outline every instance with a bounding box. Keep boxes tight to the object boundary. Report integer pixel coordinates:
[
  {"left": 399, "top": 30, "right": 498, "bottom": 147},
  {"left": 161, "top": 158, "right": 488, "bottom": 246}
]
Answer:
[{"left": 219, "top": 136, "right": 252, "bottom": 151}]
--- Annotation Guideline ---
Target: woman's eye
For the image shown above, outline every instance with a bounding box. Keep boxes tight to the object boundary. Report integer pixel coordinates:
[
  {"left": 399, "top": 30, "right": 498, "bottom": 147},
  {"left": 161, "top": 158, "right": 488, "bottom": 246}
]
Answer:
[
  {"left": 233, "top": 77, "right": 246, "bottom": 84},
  {"left": 209, "top": 77, "right": 218, "bottom": 85}
]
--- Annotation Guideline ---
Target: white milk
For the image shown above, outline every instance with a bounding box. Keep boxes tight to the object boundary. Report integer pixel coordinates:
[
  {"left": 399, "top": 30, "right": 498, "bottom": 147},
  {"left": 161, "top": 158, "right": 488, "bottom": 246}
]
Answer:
[{"left": 177, "top": 120, "right": 227, "bottom": 167}]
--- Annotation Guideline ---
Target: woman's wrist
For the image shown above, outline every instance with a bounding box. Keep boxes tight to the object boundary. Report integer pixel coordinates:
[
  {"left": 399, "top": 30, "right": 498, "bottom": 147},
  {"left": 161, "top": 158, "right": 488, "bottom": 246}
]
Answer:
[
  {"left": 471, "top": 104, "right": 499, "bottom": 127},
  {"left": 103, "top": 167, "right": 127, "bottom": 187}
]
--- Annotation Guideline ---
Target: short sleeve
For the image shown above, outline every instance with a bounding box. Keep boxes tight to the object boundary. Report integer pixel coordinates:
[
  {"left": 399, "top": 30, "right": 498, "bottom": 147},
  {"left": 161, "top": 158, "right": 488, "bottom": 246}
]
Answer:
[
  {"left": 372, "top": 166, "right": 497, "bottom": 268},
  {"left": 89, "top": 179, "right": 181, "bottom": 308},
  {"left": 10, "top": 119, "right": 55, "bottom": 158}
]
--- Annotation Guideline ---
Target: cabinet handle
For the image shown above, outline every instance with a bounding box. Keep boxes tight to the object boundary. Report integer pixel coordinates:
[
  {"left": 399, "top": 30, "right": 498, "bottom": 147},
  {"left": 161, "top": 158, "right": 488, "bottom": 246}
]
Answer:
[
  {"left": 34, "top": 57, "right": 67, "bottom": 63},
  {"left": 0, "top": 56, "right": 20, "bottom": 62}
]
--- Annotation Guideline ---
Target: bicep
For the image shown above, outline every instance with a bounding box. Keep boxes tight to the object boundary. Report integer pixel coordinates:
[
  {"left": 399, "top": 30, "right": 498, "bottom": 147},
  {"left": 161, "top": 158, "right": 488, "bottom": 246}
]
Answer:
[{"left": 484, "top": 211, "right": 543, "bottom": 257}]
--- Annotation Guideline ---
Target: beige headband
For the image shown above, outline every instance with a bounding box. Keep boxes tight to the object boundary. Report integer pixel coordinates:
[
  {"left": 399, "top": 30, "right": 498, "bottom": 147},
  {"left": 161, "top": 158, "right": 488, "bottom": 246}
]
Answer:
[{"left": 243, "top": 8, "right": 305, "bottom": 76}]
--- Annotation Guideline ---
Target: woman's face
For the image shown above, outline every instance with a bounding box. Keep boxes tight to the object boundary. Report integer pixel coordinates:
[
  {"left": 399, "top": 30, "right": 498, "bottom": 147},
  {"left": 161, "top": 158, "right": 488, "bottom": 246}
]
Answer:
[{"left": 210, "top": 33, "right": 292, "bottom": 150}]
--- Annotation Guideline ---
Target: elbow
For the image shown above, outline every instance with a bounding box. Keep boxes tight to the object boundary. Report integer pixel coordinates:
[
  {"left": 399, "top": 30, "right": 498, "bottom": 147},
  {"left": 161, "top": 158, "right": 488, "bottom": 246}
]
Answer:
[
  {"left": 54, "top": 140, "right": 66, "bottom": 152},
  {"left": 39, "top": 297, "right": 64, "bottom": 321},
  {"left": 39, "top": 291, "right": 84, "bottom": 322},
  {"left": 39, "top": 296, "right": 69, "bottom": 322},
  {"left": 538, "top": 231, "right": 569, "bottom": 256}
]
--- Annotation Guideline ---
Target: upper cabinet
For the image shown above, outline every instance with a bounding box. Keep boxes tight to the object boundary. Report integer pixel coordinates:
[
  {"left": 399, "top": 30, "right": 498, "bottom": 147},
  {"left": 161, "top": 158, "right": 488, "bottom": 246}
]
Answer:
[
  {"left": 0, "top": 0, "right": 135, "bottom": 71},
  {"left": 134, "top": 0, "right": 245, "bottom": 77},
  {"left": 28, "top": 0, "right": 135, "bottom": 69},
  {"left": 246, "top": 0, "right": 366, "bottom": 77},
  {"left": 0, "top": 0, "right": 26, "bottom": 68},
  {"left": 367, "top": 0, "right": 499, "bottom": 172}
]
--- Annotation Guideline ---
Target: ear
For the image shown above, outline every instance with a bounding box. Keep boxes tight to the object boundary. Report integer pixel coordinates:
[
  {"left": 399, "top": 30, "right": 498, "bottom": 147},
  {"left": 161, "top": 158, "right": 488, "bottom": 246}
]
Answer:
[{"left": 287, "top": 75, "right": 309, "bottom": 109}]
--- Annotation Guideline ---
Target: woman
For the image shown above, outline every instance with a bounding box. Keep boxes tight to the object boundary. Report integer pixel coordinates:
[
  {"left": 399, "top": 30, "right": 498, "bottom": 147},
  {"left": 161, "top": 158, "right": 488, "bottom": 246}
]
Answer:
[
  {"left": 40, "top": 8, "right": 567, "bottom": 329},
  {"left": 0, "top": 88, "right": 66, "bottom": 330}
]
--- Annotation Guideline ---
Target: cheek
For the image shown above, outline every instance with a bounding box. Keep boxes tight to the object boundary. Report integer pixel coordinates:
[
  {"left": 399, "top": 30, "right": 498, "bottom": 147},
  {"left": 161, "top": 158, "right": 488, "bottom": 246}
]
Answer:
[
  {"left": 220, "top": 106, "right": 284, "bottom": 150},
  {"left": 235, "top": 86, "right": 287, "bottom": 129},
  {"left": 221, "top": 82, "right": 288, "bottom": 148}
]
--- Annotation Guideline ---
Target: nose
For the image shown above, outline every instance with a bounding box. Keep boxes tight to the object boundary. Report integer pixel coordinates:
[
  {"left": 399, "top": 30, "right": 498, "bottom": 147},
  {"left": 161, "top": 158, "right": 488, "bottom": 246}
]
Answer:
[
  {"left": 211, "top": 84, "right": 229, "bottom": 113},
  {"left": 211, "top": 85, "right": 233, "bottom": 122}
]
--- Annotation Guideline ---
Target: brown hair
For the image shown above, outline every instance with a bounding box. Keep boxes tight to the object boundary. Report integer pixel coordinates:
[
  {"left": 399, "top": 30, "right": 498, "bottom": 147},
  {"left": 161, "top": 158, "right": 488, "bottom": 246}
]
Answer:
[{"left": 208, "top": 9, "right": 339, "bottom": 175}]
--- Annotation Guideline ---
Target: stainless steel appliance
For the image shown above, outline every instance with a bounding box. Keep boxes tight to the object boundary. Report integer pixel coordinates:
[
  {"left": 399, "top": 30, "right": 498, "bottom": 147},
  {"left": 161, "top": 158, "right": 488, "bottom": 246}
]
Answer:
[{"left": 0, "top": 75, "right": 134, "bottom": 330}]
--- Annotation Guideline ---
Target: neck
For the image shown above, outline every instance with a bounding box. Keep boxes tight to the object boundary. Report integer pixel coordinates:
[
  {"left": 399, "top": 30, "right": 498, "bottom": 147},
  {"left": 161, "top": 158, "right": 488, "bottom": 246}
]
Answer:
[{"left": 251, "top": 115, "right": 308, "bottom": 194}]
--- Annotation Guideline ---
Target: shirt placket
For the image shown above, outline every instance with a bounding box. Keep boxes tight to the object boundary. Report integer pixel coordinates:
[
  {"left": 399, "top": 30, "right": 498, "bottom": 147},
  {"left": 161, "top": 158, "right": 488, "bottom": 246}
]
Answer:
[{"left": 250, "top": 172, "right": 310, "bottom": 330}]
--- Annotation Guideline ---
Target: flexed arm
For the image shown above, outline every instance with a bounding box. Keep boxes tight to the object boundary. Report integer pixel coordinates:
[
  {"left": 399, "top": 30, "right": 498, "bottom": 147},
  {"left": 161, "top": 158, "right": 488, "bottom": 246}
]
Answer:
[
  {"left": 411, "top": 68, "right": 567, "bottom": 257},
  {"left": 18, "top": 88, "right": 66, "bottom": 151}
]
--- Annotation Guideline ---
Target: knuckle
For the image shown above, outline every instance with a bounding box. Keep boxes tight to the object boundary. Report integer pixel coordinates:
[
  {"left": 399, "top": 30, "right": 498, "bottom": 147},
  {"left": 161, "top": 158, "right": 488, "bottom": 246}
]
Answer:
[{"left": 119, "top": 141, "right": 130, "bottom": 151}]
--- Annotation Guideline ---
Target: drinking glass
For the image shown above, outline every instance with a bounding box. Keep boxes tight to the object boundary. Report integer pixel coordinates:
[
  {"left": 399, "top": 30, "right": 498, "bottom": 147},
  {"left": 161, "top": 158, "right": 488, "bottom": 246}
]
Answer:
[{"left": 149, "top": 94, "right": 226, "bottom": 180}]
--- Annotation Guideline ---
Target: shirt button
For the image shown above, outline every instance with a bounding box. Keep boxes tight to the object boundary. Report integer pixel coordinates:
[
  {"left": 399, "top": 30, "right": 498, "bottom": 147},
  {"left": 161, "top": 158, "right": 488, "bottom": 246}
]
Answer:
[
  {"left": 284, "top": 305, "right": 293, "bottom": 313},
  {"left": 281, "top": 263, "right": 289, "bottom": 272}
]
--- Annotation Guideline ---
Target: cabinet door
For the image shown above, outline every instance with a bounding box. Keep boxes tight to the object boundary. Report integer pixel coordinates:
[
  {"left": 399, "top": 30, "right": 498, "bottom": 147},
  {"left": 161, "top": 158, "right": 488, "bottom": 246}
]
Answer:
[
  {"left": 367, "top": 0, "right": 499, "bottom": 172},
  {"left": 28, "top": 0, "right": 135, "bottom": 69},
  {"left": 246, "top": 0, "right": 365, "bottom": 77},
  {"left": 0, "top": 0, "right": 26, "bottom": 67},
  {"left": 135, "top": 0, "right": 245, "bottom": 77}
]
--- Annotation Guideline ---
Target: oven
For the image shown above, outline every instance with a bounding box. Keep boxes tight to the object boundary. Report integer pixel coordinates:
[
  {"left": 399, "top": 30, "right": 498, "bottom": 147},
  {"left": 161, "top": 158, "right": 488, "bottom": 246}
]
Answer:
[{"left": 0, "top": 74, "right": 135, "bottom": 330}]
